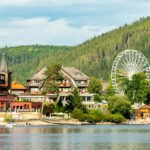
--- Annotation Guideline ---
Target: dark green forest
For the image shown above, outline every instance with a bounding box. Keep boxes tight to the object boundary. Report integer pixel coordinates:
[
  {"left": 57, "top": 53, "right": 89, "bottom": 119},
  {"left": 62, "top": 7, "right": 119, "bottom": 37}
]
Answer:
[{"left": 0, "top": 17, "right": 150, "bottom": 84}]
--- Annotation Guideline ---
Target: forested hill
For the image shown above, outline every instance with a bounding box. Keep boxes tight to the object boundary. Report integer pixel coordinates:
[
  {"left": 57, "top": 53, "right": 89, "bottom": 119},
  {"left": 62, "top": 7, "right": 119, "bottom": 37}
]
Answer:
[{"left": 1, "top": 17, "right": 150, "bottom": 84}]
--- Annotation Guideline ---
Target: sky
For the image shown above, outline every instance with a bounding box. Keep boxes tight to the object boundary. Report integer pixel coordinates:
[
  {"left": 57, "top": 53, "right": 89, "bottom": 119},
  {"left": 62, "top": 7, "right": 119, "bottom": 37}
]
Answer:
[{"left": 0, "top": 0, "right": 150, "bottom": 47}]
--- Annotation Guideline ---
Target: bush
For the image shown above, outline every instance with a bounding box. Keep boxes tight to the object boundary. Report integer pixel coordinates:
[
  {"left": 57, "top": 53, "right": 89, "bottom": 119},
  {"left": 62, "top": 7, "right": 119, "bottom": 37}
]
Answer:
[
  {"left": 5, "top": 116, "right": 12, "bottom": 123},
  {"left": 108, "top": 95, "right": 132, "bottom": 118},
  {"left": 84, "top": 114, "right": 101, "bottom": 123},
  {"left": 111, "top": 114, "right": 126, "bottom": 123},
  {"left": 94, "top": 94, "right": 101, "bottom": 102},
  {"left": 71, "top": 108, "right": 84, "bottom": 121},
  {"left": 88, "top": 109, "right": 103, "bottom": 116},
  {"left": 71, "top": 107, "right": 125, "bottom": 124},
  {"left": 88, "top": 77, "right": 102, "bottom": 94},
  {"left": 102, "top": 113, "right": 111, "bottom": 122},
  {"left": 102, "top": 113, "right": 125, "bottom": 123},
  {"left": 54, "top": 102, "right": 65, "bottom": 113},
  {"left": 23, "top": 99, "right": 29, "bottom": 102},
  {"left": 84, "top": 110, "right": 103, "bottom": 123},
  {"left": 43, "top": 103, "right": 55, "bottom": 116}
]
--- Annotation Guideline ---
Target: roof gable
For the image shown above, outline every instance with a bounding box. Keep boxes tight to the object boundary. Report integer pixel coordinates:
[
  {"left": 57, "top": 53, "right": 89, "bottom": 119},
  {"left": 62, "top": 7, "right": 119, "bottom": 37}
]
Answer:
[
  {"left": 61, "top": 67, "right": 89, "bottom": 81},
  {"left": 30, "top": 67, "right": 47, "bottom": 81}
]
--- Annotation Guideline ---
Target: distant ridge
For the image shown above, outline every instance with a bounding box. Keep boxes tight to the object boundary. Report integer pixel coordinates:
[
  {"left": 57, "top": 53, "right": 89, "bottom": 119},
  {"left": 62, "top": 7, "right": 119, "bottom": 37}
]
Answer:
[{"left": 0, "top": 17, "right": 150, "bottom": 84}]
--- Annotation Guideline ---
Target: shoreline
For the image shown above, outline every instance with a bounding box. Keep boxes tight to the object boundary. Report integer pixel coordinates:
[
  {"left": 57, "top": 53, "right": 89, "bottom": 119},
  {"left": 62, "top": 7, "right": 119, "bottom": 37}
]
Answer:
[{"left": 0, "top": 119, "right": 150, "bottom": 127}]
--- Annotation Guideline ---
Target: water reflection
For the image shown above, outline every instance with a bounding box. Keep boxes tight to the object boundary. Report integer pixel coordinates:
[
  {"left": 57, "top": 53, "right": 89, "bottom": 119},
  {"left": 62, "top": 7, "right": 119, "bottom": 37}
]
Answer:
[{"left": 0, "top": 125, "right": 150, "bottom": 150}]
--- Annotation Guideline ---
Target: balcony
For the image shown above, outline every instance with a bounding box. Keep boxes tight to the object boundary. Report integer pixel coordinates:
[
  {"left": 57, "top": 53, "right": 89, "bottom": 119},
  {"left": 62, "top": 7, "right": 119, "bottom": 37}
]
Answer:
[
  {"left": 0, "top": 83, "right": 8, "bottom": 87},
  {"left": 57, "top": 83, "right": 71, "bottom": 87}
]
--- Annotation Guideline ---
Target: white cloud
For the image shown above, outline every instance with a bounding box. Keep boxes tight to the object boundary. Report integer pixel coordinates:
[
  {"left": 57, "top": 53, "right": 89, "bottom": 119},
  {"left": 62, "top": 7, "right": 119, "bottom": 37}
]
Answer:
[
  {"left": 0, "top": 0, "right": 33, "bottom": 6},
  {"left": 0, "top": 0, "right": 128, "bottom": 7},
  {"left": 0, "top": 17, "right": 116, "bottom": 47}
]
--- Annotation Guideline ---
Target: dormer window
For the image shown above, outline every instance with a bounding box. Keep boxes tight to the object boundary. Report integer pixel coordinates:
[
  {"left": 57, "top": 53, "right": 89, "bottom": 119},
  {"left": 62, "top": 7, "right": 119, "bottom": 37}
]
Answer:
[
  {"left": 34, "top": 80, "right": 39, "bottom": 84},
  {"left": 0, "top": 74, "right": 5, "bottom": 84}
]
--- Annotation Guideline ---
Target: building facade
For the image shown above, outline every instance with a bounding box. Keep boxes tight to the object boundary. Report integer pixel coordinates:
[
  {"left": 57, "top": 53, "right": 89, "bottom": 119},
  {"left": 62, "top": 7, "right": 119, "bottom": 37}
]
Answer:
[
  {"left": 19, "top": 66, "right": 95, "bottom": 105},
  {"left": 0, "top": 53, "right": 41, "bottom": 113},
  {"left": 11, "top": 81, "right": 27, "bottom": 96},
  {"left": 0, "top": 53, "right": 14, "bottom": 112}
]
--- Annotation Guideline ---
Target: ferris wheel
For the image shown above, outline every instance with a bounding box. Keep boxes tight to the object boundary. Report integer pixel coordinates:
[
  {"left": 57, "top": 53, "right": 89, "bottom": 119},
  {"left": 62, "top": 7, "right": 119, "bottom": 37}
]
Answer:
[{"left": 111, "top": 49, "right": 150, "bottom": 94}]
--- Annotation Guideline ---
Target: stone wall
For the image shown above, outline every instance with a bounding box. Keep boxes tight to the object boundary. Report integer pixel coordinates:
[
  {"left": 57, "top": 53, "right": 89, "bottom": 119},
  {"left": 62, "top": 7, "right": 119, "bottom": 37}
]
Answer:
[{"left": 0, "top": 112, "right": 42, "bottom": 121}]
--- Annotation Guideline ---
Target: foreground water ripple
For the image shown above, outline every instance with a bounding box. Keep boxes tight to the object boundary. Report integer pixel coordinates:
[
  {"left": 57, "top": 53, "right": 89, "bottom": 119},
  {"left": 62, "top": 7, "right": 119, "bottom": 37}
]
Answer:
[{"left": 0, "top": 125, "right": 150, "bottom": 150}]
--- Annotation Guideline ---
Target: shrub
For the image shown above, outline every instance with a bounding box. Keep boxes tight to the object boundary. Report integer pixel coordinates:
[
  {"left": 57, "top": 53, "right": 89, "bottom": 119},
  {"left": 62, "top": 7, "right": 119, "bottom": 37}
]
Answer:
[
  {"left": 88, "top": 77, "right": 102, "bottom": 94},
  {"left": 88, "top": 109, "right": 103, "bottom": 116},
  {"left": 43, "top": 103, "right": 55, "bottom": 116},
  {"left": 71, "top": 108, "right": 84, "bottom": 121},
  {"left": 23, "top": 99, "right": 29, "bottom": 102},
  {"left": 111, "top": 114, "right": 126, "bottom": 123},
  {"left": 54, "top": 102, "right": 65, "bottom": 113},
  {"left": 84, "top": 114, "right": 101, "bottom": 123},
  {"left": 94, "top": 94, "right": 101, "bottom": 102},
  {"left": 5, "top": 116, "right": 12, "bottom": 123},
  {"left": 102, "top": 113, "right": 111, "bottom": 122},
  {"left": 108, "top": 95, "right": 132, "bottom": 118},
  {"left": 102, "top": 113, "right": 125, "bottom": 123},
  {"left": 101, "top": 112, "right": 126, "bottom": 123}
]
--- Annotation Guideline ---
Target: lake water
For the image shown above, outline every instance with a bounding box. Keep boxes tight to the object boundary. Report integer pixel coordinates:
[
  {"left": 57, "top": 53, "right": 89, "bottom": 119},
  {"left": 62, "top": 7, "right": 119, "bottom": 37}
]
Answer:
[{"left": 0, "top": 125, "right": 150, "bottom": 150}]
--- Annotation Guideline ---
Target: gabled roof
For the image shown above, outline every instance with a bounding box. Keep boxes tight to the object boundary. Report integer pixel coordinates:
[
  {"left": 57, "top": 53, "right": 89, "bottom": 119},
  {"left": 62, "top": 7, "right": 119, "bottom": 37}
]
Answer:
[
  {"left": 29, "top": 67, "right": 47, "bottom": 81},
  {"left": 0, "top": 53, "right": 8, "bottom": 73},
  {"left": 11, "top": 81, "right": 27, "bottom": 90},
  {"left": 61, "top": 67, "right": 89, "bottom": 81}
]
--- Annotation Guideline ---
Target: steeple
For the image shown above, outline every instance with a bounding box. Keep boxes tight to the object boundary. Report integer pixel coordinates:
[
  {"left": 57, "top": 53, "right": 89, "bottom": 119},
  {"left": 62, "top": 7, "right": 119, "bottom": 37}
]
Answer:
[{"left": 0, "top": 53, "right": 8, "bottom": 73}]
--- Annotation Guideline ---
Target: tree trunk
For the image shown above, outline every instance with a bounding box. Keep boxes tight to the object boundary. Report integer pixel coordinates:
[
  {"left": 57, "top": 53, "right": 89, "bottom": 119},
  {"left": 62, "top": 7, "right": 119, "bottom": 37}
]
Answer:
[{"left": 133, "top": 90, "right": 136, "bottom": 102}]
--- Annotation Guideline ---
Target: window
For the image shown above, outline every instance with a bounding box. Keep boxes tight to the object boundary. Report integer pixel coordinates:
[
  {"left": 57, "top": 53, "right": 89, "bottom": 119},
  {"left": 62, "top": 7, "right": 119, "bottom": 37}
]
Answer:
[
  {"left": 81, "top": 81, "right": 85, "bottom": 84},
  {"left": 34, "top": 80, "right": 39, "bottom": 83},
  {"left": 82, "top": 97, "right": 86, "bottom": 101},
  {"left": 1, "top": 102, "right": 4, "bottom": 111},
  {"left": 31, "top": 88, "right": 39, "bottom": 92},
  {"left": 0, "top": 75, "right": 5, "bottom": 80},
  {"left": 87, "top": 97, "right": 91, "bottom": 101},
  {"left": 0, "top": 75, "right": 5, "bottom": 84},
  {"left": 63, "top": 88, "right": 69, "bottom": 92},
  {"left": 66, "top": 80, "right": 69, "bottom": 84},
  {"left": 20, "top": 106, "right": 23, "bottom": 110}
]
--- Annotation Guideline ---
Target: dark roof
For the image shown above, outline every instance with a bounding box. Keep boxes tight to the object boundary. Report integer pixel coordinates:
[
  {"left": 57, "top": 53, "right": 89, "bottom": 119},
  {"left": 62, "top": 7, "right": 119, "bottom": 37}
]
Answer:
[
  {"left": 28, "top": 67, "right": 47, "bottom": 81},
  {"left": 61, "top": 67, "right": 89, "bottom": 81},
  {"left": 0, "top": 53, "right": 8, "bottom": 73}
]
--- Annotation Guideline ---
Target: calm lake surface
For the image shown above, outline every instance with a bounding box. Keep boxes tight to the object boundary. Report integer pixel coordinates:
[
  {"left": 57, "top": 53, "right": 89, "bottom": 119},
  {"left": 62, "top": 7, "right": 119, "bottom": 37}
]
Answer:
[{"left": 0, "top": 125, "right": 150, "bottom": 150}]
